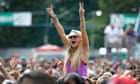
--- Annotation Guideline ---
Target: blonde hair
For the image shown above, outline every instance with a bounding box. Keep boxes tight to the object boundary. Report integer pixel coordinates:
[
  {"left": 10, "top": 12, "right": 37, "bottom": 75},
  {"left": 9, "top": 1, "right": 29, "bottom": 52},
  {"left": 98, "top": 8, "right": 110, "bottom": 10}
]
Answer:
[{"left": 63, "top": 30, "right": 83, "bottom": 74}]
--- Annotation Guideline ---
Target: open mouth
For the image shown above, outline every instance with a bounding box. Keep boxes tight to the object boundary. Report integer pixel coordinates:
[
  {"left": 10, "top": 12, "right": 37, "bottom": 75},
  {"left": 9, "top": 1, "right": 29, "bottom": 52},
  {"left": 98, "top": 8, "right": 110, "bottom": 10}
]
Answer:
[{"left": 72, "top": 41, "right": 76, "bottom": 44}]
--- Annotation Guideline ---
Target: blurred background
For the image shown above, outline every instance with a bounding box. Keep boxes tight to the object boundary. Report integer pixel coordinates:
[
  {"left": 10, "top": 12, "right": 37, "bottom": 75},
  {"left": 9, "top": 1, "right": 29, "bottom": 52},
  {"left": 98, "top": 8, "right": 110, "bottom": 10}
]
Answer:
[{"left": 0, "top": 0, "right": 140, "bottom": 60}]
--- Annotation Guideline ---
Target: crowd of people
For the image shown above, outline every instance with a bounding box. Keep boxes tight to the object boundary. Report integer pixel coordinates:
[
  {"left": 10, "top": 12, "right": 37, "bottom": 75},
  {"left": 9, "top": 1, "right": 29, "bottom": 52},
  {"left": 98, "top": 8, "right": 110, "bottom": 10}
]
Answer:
[
  {"left": 104, "top": 23, "right": 137, "bottom": 57},
  {"left": 0, "top": 2, "right": 139, "bottom": 84},
  {"left": 0, "top": 54, "right": 140, "bottom": 84}
]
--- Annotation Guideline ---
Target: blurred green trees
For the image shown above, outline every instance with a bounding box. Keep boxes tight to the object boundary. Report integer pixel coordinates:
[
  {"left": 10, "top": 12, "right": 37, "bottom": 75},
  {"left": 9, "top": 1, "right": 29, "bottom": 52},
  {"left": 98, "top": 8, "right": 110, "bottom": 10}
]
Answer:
[
  {"left": 0, "top": 0, "right": 140, "bottom": 48},
  {"left": 98, "top": 0, "right": 140, "bottom": 14}
]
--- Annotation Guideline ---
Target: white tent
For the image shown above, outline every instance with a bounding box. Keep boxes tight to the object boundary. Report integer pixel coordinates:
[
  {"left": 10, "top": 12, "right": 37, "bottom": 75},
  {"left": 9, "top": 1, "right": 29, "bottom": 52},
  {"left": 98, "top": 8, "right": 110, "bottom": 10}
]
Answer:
[{"left": 33, "top": 44, "right": 65, "bottom": 61}]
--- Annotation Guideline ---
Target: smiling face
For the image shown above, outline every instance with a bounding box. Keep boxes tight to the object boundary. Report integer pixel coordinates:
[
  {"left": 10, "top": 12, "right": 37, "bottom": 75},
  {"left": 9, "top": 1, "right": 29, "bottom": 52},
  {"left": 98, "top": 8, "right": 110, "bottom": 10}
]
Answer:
[{"left": 67, "top": 30, "right": 82, "bottom": 48}]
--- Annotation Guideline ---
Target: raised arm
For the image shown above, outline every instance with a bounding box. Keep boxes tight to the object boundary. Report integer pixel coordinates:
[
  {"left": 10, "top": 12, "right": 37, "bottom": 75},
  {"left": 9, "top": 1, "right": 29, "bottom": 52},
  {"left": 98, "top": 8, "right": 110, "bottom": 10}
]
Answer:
[
  {"left": 46, "top": 7, "right": 68, "bottom": 46},
  {"left": 0, "top": 62, "right": 14, "bottom": 80},
  {"left": 79, "top": 2, "right": 89, "bottom": 51}
]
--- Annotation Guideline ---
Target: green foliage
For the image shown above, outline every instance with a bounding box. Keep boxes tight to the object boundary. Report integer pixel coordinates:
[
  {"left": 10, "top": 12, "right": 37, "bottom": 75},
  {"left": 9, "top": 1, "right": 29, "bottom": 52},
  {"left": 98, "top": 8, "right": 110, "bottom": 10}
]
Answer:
[
  {"left": 0, "top": 27, "right": 44, "bottom": 48},
  {"left": 48, "top": 26, "right": 63, "bottom": 46},
  {"left": 8, "top": 0, "right": 50, "bottom": 11},
  {"left": 87, "top": 27, "right": 104, "bottom": 49},
  {"left": 0, "top": 0, "right": 99, "bottom": 48},
  {"left": 98, "top": 0, "right": 140, "bottom": 14},
  {"left": 1, "top": 0, "right": 140, "bottom": 48},
  {"left": 93, "top": 27, "right": 104, "bottom": 49},
  {"left": 92, "top": 15, "right": 109, "bottom": 26},
  {"left": 53, "top": 0, "right": 99, "bottom": 26}
]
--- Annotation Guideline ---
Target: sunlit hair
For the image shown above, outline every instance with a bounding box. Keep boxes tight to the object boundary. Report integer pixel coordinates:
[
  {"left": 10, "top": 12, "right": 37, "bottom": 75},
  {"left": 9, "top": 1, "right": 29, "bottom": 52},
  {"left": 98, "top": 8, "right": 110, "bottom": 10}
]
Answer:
[
  {"left": 63, "top": 30, "right": 83, "bottom": 74},
  {"left": 96, "top": 76, "right": 109, "bottom": 84},
  {"left": 66, "top": 30, "right": 81, "bottom": 39}
]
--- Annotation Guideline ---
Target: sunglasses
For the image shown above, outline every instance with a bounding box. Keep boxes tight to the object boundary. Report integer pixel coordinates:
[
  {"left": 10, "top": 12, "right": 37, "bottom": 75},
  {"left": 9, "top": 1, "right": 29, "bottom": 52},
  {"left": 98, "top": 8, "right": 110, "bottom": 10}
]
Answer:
[{"left": 68, "top": 35, "right": 79, "bottom": 39}]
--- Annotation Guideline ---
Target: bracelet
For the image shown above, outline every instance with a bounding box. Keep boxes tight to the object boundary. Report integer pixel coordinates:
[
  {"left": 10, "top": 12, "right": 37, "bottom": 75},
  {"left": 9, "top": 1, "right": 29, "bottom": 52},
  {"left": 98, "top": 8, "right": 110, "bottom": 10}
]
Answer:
[
  {"left": 80, "top": 18, "right": 85, "bottom": 21},
  {"left": 51, "top": 15, "right": 57, "bottom": 19},
  {"left": 50, "top": 15, "right": 58, "bottom": 23}
]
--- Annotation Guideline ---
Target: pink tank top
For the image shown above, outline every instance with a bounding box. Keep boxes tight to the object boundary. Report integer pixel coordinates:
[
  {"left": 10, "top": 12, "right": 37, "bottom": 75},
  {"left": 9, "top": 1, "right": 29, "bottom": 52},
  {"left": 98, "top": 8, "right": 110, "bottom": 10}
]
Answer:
[{"left": 66, "top": 59, "right": 87, "bottom": 76}]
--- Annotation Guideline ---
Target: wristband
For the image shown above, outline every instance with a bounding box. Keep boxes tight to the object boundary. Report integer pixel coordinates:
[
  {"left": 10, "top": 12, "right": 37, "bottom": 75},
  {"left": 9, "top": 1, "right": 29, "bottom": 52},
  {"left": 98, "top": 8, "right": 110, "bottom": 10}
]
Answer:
[{"left": 52, "top": 15, "right": 57, "bottom": 19}]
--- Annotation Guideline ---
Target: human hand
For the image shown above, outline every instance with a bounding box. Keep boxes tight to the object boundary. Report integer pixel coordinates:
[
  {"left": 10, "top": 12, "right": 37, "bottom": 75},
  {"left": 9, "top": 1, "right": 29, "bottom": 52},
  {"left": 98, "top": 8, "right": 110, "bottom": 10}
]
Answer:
[
  {"left": 46, "top": 68, "right": 55, "bottom": 77},
  {"left": 79, "top": 2, "right": 85, "bottom": 16},
  {"left": 0, "top": 62, "right": 3, "bottom": 70},
  {"left": 46, "top": 5, "right": 56, "bottom": 18},
  {"left": 0, "top": 62, "right": 5, "bottom": 71}
]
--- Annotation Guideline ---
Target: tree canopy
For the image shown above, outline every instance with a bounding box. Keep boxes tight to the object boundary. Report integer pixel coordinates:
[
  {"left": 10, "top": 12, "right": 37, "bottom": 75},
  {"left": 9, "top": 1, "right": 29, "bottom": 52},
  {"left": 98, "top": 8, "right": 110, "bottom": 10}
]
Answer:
[
  {"left": 98, "top": 0, "right": 140, "bottom": 14},
  {"left": 0, "top": 0, "right": 140, "bottom": 48}
]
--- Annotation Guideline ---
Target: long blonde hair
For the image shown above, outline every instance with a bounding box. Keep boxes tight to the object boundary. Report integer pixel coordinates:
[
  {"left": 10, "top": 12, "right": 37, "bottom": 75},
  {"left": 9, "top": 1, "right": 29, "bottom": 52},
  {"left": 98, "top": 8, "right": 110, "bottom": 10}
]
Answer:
[
  {"left": 63, "top": 41, "right": 83, "bottom": 75},
  {"left": 63, "top": 30, "right": 83, "bottom": 74}
]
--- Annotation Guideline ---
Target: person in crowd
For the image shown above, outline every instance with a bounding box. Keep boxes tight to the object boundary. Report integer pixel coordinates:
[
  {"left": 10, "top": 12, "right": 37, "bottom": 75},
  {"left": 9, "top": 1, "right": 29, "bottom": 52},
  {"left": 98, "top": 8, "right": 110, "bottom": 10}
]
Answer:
[
  {"left": 104, "top": 24, "right": 124, "bottom": 58},
  {"left": 96, "top": 76, "right": 109, "bottom": 84},
  {"left": 63, "top": 72, "right": 85, "bottom": 84},
  {"left": 82, "top": 76, "right": 92, "bottom": 84},
  {"left": 113, "top": 25, "right": 124, "bottom": 51},
  {"left": 17, "top": 70, "right": 56, "bottom": 84},
  {"left": 104, "top": 24, "right": 115, "bottom": 58},
  {"left": 109, "top": 74, "right": 138, "bottom": 84},
  {"left": 124, "top": 25, "right": 137, "bottom": 57},
  {"left": 87, "top": 60, "right": 96, "bottom": 77},
  {"left": 0, "top": 72, "right": 5, "bottom": 84},
  {"left": 57, "top": 75, "right": 65, "bottom": 84},
  {"left": 56, "top": 60, "right": 64, "bottom": 77},
  {"left": 46, "top": 2, "right": 89, "bottom": 76},
  {"left": 134, "top": 66, "right": 140, "bottom": 82},
  {"left": 0, "top": 62, "right": 15, "bottom": 84}
]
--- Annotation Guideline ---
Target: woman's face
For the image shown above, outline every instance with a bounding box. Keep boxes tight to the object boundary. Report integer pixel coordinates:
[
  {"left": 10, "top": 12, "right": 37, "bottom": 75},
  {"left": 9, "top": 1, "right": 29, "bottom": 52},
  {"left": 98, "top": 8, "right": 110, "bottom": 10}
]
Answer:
[{"left": 68, "top": 33, "right": 81, "bottom": 48}]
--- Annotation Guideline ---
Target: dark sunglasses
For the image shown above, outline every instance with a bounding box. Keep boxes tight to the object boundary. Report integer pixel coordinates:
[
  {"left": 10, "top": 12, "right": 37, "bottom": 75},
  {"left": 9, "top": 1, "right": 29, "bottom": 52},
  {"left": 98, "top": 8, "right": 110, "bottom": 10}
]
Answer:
[{"left": 68, "top": 35, "right": 79, "bottom": 39}]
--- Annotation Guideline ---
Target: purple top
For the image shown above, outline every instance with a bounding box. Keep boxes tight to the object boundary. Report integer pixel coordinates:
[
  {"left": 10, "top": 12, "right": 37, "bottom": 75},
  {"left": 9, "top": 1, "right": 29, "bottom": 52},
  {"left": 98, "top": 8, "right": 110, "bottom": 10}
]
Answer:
[{"left": 66, "top": 59, "right": 87, "bottom": 76}]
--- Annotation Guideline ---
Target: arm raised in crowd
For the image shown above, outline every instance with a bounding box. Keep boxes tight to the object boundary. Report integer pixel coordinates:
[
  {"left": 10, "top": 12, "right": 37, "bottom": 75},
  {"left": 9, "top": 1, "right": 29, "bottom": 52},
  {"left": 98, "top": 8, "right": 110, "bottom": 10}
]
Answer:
[
  {"left": 79, "top": 2, "right": 89, "bottom": 51},
  {"left": 46, "top": 6, "right": 68, "bottom": 46},
  {"left": 0, "top": 62, "right": 14, "bottom": 80}
]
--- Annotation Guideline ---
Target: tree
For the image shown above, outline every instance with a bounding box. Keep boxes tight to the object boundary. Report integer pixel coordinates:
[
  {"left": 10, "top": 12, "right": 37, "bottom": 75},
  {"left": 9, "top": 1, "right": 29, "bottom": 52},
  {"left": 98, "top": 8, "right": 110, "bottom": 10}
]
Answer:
[
  {"left": 0, "top": 0, "right": 52, "bottom": 47},
  {"left": 53, "top": 0, "right": 99, "bottom": 26},
  {"left": 98, "top": 0, "right": 140, "bottom": 14},
  {"left": 0, "top": 0, "right": 100, "bottom": 48}
]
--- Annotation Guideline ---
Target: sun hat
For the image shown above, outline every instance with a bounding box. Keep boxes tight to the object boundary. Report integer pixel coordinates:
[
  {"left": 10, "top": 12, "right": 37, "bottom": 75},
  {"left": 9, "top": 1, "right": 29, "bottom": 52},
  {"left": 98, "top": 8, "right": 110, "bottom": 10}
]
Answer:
[{"left": 66, "top": 30, "right": 81, "bottom": 38}]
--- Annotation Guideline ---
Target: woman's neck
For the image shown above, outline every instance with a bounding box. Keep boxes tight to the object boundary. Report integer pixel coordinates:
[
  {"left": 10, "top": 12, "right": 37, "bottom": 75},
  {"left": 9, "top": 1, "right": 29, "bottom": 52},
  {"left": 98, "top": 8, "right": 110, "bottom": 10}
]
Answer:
[
  {"left": 71, "top": 47, "right": 78, "bottom": 52},
  {"left": 69, "top": 47, "right": 78, "bottom": 58}
]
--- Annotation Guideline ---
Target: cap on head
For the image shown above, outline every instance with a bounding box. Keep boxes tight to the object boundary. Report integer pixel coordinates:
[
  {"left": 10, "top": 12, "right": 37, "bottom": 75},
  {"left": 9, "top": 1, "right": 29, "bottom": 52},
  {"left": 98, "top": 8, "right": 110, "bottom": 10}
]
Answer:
[
  {"left": 66, "top": 30, "right": 81, "bottom": 38},
  {"left": 20, "top": 56, "right": 26, "bottom": 61}
]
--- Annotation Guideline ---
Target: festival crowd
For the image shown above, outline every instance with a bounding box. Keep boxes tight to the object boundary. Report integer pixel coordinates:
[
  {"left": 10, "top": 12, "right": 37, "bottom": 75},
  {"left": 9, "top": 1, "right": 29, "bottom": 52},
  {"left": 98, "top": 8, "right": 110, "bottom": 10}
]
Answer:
[
  {"left": 0, "top": 2, "right": 139, "bottom": 84},
  {"left": 0, "top": 53, "right": 139, "bottom": 84}
]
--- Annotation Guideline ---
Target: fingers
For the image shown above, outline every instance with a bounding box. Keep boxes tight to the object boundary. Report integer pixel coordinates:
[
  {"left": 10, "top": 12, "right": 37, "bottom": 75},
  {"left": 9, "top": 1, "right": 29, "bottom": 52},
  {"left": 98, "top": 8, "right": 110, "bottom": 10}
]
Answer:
[
  {"left": 79, "top": 2, "right": 81, "bottom": 8},
  {"left": 81, "top": 2, "right": 84, "bottom": 8},
  {"left": 0, "top": 62, "right": 4, "bottom": 69},
  {"left": 51, "top": 4, "right": 53, "bottom": 9},
  {"left": 46, "top": 4, "right": 53, "bottom": 12},
  {"left": 79, "top": 2, "right": 84, "bottom": 8},
  {"left": 46, "top": 8, "right": 51, "bottom": 13},
  {"left": 0, "top": 62, "right": 2, "bottom": 66}
]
